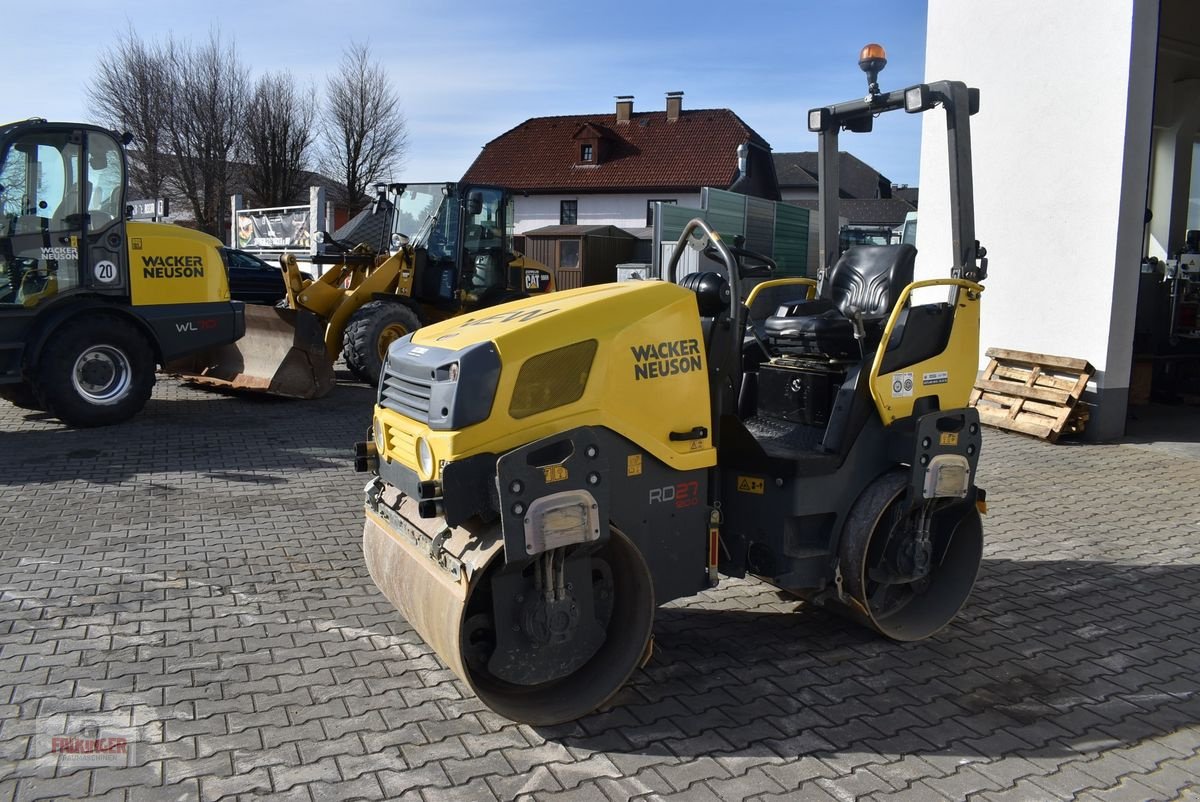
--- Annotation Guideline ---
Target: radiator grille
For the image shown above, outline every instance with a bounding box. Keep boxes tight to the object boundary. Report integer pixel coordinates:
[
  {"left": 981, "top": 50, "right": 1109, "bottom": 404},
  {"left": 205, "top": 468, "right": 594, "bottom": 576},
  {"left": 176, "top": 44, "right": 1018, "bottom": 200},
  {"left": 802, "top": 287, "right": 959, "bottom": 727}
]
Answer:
[{"left": 380, "top": 370, "right": 433, "bottom": 421}]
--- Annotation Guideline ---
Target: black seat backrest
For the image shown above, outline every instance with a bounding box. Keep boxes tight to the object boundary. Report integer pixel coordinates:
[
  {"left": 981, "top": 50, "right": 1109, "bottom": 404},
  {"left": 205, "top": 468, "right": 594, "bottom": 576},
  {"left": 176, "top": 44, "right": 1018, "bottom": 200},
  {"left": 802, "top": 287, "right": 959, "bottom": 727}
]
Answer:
[
  {"left": 826, "top": 244, "right": 916, "bottom": 319},
  {"left": 679, "top": 271, "right": 730, "bottom": 318}
]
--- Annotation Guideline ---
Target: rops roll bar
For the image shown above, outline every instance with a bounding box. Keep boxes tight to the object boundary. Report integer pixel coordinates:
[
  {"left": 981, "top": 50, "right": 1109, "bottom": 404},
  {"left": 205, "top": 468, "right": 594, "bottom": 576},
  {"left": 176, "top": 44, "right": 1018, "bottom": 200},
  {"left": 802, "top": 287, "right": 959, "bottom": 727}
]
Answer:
[{"left": 665, "top": 218, "right": 743, "bottom": 318}]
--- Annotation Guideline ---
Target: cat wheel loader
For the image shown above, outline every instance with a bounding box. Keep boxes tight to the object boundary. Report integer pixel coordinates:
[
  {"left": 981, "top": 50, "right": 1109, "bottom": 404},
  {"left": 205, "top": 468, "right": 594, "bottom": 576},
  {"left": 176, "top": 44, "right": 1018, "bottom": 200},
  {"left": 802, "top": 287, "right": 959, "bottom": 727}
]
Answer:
[
  {"left": 175, "top": 183, "right": 554, "bottom": 394},
  {"left": 356, "top": 45, "right": 990, "bottom": 724},
  {"left": 0, "top": 119, "right": 255, "bottom": 426}
]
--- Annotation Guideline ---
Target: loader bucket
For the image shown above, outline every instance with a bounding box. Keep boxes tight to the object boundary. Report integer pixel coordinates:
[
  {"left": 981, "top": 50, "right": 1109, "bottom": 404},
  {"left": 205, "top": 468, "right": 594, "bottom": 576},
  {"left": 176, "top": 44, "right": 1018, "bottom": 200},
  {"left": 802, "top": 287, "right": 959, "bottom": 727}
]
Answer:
[{"left": 167, "top": 304, "right": 335, "bottom": 399}]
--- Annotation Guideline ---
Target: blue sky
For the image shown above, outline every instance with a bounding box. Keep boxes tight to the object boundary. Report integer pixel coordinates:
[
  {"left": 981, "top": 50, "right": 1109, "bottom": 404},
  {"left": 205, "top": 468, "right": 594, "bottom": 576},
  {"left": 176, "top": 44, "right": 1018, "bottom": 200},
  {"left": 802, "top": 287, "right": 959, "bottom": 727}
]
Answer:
[{"left": 4, "top": 0, "right": 928, "bottom": 186}]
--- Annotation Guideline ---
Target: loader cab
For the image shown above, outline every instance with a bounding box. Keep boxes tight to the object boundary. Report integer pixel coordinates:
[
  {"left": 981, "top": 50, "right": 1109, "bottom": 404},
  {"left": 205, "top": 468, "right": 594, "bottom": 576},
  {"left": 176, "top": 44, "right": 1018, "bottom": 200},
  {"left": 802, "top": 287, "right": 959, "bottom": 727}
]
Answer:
[
  {"left": 458, "top": 185, "right": 515, "bottom": 305},
  {"left": 395, "top": 182, "right": 527, "bottom": 308},
  {"left": 0, "top": 121, "right": 128, "bottom": 309}
]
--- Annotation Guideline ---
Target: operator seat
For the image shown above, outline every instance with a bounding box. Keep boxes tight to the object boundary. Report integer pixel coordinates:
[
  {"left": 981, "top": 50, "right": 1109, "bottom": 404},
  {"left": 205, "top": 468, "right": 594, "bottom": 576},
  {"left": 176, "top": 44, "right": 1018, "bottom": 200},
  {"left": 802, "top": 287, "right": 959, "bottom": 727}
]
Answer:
[{"left": 764, "top": 244, "right": 915, "bottom": 358}]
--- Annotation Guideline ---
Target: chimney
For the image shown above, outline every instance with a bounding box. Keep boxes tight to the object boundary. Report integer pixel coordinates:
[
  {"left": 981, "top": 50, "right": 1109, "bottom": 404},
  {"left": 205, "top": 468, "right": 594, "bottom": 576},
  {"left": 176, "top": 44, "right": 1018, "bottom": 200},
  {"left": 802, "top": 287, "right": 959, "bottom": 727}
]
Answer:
[
  {"left": 666, "top": 91, "right": 684, "bottom": 122},
  {"left": 615, "top": 95, "right": 633, "bottom": 124}
]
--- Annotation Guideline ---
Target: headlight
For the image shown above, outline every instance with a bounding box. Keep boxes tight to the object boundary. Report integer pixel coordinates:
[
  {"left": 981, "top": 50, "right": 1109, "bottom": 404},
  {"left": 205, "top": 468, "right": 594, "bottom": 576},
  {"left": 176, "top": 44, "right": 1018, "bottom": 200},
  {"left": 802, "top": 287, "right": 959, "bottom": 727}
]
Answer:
[
  {"left": 904, "top": 84, "right": 932, "bottom": 113},
  {"left": 807, "top": 108, "right": 829, "bottom": 132},
  {"left": 372, "top": 416, "right": 385, "bottom": 455},
  {"left": 391, "top": 232, "right": 408, "bottom": 250},
  {"left": 416, "top": 437, "right": 434, "bottom": 479}
]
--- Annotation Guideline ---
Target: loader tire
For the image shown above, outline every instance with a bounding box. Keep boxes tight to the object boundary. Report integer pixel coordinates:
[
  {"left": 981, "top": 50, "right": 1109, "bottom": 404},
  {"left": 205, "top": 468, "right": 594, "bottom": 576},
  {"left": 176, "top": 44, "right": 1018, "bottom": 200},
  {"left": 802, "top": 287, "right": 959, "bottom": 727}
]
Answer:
[
  {"left": 343, "top": 301, "right": 421, "bottom": 384},
  {"left": 34, "top": 314, "right": 155, "bottom": 428},
  {"left": 0, "top": 382, "right": 44, "bottom": 411}
]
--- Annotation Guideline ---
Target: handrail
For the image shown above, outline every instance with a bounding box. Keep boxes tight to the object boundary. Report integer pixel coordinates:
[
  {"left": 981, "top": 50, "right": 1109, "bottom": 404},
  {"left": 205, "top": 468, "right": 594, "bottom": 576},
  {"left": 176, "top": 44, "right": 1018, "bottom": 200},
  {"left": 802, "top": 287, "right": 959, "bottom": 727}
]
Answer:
[
  {"left": 743, "top": 278, "right": 817, "bottom": 311},
  {"left": 665, "top": 219, "right": 743, "bottom": 319},
  {"left": 867, "top": 277, "right": 985, "bottom": 409}
]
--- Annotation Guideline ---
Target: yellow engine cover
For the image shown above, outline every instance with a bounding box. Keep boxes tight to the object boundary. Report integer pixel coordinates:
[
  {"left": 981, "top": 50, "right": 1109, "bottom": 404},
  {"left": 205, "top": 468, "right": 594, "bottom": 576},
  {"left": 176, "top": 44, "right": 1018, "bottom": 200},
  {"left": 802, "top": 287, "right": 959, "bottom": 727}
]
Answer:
[
  {"left": 378, "top": 280, "right": 717, "bottom": 474},
  {"left": 126, "top": 221, "right": 231, "bottom": 306}
]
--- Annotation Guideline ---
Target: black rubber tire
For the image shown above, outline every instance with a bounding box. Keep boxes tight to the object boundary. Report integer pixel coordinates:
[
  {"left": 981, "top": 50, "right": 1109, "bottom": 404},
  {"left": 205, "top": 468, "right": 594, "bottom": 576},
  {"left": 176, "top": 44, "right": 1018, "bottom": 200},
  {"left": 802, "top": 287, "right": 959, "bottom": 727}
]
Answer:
[
  {"left": 0, "top": 382, "right": 43, "bottom": 411},
  {"left": 33, "top": 314, "right": 156, "bottom": 427},
  {"left": 342, "top": 300, "right": 422, "bottom": 384}
]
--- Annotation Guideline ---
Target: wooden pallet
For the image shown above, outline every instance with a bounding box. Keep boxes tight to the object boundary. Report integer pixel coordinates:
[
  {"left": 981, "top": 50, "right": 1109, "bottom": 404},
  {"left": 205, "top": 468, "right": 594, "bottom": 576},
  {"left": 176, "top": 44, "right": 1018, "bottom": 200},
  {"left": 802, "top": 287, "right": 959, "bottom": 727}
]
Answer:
[{"left": 970, "top": 348, "right": 1095, "bottom": 442}]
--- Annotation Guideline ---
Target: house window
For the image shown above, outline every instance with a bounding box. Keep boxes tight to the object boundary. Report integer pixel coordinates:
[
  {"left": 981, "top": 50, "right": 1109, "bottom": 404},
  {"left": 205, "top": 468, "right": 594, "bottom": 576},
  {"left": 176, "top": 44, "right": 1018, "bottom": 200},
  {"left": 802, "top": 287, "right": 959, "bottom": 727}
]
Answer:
[
  {"left": 646, "top": 199, "right": 677, "bottom": 226},
  {"left": 580, "top": 144, "right": 593, "bottom": 162},
  {"left": 558, "top": 240, "right": 580, "bottom": 269},
  {"left": 560, "top": 200, "right": 577, "bottom": 225}
]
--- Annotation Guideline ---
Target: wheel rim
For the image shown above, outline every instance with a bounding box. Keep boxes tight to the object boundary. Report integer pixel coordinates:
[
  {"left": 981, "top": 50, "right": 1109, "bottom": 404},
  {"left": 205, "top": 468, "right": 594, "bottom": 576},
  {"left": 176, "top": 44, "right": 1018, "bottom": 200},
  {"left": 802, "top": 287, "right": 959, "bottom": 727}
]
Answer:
[
  {"left": 377, "top": 323, "right": 409, "bottom": 360},
  {"left": 71, "top": 345, "right": 132, "bottom": 404}
]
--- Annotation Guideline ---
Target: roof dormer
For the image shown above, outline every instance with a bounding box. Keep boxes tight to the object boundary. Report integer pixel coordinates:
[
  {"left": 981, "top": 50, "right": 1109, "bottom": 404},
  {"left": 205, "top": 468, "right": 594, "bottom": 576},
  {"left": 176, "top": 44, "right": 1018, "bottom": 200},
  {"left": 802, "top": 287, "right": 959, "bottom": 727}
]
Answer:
[{"left": 572, "top": 122, "right": 611, "bottom": 166}]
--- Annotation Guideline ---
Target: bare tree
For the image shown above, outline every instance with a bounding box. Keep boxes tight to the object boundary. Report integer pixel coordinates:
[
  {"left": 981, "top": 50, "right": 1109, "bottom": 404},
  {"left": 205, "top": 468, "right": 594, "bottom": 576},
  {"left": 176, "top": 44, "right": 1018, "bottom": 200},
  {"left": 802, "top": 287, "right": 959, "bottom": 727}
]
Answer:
[
  {"left": 87, "top": 27, "right": 172, "bottom": 201},
  {"left": 163, "top": 31, "right": 249, "bottom": 236},
  {"left": 321, "top": 42, "right": 407, "bottom": 216},
  {"left": 242, "top": 73, "right": 318, "bottom": 207},
  {"left": 88, "top": 27, "right": 248, "bottom": 237}
]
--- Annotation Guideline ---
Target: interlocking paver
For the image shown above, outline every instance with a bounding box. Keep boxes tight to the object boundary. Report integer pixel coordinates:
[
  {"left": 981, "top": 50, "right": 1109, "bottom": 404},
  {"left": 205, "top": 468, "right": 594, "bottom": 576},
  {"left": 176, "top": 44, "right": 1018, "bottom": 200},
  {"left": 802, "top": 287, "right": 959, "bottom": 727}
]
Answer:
[{"left": 4, "top": 378, "right": 1200, "bottom": 801}]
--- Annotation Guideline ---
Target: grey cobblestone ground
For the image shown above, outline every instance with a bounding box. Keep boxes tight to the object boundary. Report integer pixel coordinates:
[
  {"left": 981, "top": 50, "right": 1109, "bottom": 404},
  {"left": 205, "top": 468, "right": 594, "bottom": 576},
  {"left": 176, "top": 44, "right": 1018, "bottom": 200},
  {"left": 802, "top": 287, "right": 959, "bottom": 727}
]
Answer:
[{"left": 1, "top": 375, "right": 1199, "bottom": 801}]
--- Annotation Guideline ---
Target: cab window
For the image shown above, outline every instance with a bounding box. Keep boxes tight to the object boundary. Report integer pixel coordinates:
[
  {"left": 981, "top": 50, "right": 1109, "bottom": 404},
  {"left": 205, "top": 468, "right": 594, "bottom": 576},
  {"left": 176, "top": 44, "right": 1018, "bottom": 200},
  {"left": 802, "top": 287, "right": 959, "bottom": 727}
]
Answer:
[
  {"left": 0, "top": 132, "right": 83, "bottom": 305},
  {"left": 86, "top": 133, "right": 123, "bottom": 231}
]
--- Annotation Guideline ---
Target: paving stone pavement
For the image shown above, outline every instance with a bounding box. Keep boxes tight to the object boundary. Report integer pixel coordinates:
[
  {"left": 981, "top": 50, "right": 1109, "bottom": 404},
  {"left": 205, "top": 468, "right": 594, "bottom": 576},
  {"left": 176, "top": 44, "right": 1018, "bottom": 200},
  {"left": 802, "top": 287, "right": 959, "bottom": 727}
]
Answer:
[{"left": 1, "top": 375, "right": 1199, "bottom": 801}]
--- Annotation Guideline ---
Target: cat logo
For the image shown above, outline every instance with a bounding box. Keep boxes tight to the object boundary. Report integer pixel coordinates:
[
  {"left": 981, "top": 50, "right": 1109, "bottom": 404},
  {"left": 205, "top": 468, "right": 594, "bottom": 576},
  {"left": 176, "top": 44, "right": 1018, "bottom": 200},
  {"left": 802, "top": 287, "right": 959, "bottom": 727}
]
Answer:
[
  {"left": 939, "top": 432, "right": 959, "bottom": 446},
  {"left": 737, "top": 476, "right": 765, "bottom": 495},
  {"left": 543, "top": 465, "right": 569, "bottom": 483}
]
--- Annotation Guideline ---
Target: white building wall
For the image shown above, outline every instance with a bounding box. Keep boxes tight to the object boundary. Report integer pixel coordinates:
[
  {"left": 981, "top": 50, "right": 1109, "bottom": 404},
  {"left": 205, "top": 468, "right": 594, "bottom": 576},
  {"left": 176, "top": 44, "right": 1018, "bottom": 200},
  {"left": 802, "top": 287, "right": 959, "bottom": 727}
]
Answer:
[
  {"left": 919, "top": 0, "right": 1158, "bottom": 438},
  {"left": 513, "top": 193, "right": 703, "bottom": 235}
]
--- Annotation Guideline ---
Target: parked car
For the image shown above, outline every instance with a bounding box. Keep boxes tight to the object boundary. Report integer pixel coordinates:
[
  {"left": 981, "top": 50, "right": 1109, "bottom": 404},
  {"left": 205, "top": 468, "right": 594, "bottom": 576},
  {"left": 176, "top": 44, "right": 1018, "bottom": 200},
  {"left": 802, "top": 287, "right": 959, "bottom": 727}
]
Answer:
[{"left": 224, "top": 248, "right": 286, "bottom": 305}]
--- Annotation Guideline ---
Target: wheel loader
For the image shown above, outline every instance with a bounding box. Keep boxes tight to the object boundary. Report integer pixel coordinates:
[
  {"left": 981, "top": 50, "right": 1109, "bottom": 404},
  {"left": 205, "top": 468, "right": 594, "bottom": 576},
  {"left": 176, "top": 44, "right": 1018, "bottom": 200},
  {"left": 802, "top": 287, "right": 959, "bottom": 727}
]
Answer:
[
  {"left": 0, "top": 119, "right": 261, "bottom": 426},
  {"left": 175, "top": 182, "right": 555, "bottom": 393},
  {"left": 356, "top": 46, "right": 990, "bottom": 724}
]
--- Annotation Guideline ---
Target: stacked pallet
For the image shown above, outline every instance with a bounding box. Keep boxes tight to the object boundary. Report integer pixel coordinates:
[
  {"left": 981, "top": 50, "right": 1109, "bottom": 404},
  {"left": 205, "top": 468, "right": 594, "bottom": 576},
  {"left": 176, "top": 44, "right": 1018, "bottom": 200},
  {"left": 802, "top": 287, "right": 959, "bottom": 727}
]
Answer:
[{"left": 970, "top": 348, "right": 1095, "bottom": 443}]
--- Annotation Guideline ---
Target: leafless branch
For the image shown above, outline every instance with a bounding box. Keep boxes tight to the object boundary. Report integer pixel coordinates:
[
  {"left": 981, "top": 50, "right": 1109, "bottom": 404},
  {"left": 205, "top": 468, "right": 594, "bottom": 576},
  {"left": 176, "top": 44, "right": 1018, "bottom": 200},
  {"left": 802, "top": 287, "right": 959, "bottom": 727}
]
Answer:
[
  {"left": 87, "top": 26, "right": 172, "bottom": 200},
  {"left": 320, "top": 42, "right": 408, "bottom": 216},
  {"left": 243, "top": 73, "right": 318, "bottom": 207},
  {"left": 162, "top": 30, "right": 249, "bottom": 236}
]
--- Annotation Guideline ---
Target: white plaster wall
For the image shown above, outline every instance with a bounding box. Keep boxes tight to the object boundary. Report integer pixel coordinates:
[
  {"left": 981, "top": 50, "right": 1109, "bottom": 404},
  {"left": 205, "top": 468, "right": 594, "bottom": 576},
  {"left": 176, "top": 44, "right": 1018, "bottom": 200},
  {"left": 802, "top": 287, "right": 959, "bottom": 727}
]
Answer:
[
  {"left": 513, "top": 193, "right": 703, "bottom": 235},
  {"left": 918, "top": 0, "right": 1157, "bottom": 389}
]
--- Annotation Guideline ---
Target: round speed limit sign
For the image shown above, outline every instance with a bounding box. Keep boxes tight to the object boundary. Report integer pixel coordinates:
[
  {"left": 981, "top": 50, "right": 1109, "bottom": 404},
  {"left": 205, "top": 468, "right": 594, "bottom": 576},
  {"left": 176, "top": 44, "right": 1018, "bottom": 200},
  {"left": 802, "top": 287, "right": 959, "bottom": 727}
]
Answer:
[{"left": 93, "top": 260, "right": 117, "bottom": 283}]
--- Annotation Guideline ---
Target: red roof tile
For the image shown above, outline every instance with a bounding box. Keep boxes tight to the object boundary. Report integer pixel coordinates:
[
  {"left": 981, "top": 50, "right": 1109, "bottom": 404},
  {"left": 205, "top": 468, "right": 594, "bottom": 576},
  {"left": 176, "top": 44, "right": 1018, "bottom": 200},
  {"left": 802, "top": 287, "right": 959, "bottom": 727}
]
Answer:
[{"left": 462, "top": 109, "right": 769, "bottom": 193}]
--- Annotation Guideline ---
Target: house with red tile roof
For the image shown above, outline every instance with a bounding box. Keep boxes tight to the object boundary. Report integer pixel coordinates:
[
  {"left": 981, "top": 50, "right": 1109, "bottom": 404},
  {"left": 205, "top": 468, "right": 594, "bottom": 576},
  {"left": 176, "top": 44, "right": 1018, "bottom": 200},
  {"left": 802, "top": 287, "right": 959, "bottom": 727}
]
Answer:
[{"left": 461, "top": 92, "right": 779, "bottom": 236}]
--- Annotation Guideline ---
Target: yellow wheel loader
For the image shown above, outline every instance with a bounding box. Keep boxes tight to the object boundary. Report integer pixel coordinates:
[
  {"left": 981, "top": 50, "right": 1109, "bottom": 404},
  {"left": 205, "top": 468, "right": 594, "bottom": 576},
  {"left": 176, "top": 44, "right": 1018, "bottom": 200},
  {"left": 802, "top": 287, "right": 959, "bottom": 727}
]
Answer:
[
  {"left": 356, "top": 46, "right": 991, "bottom": 724},
  {"left": 177, "top": 183, "right": 554, "bottom": 394},
  {"left": 0, "top": 119, "right": 249, "bottom": 426}
]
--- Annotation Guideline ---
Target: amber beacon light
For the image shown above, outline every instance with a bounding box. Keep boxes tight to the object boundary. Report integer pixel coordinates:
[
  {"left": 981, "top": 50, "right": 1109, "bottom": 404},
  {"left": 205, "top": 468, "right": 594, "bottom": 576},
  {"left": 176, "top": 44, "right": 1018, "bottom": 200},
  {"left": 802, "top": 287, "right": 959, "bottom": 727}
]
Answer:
[{"left": 858, "top": 43, "right": 888, "bottom": 95}]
